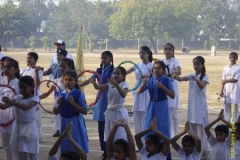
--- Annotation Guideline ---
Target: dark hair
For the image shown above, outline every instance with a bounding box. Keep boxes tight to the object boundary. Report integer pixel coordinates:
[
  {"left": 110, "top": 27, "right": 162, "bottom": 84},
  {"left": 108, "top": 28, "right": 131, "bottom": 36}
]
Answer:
[
  {"left": 63, "top": 70, "right": 79, "bottom": 89},
  {"left": 236, "top": 123, "right": 240, "bottom": 132},
  {"left": 164, "top": 43, "right": 175, "bottom": 58},
  {"left": 60, "top": 151, "right": 80, "bottom": 160},
  {"left": 140, "top": 46, "right": 153, "bottom": 62},
  {"left": 153, "top": 61, "right": 170, "bottom": 77},
  {"left": 146, "top": 134, "right": 163, "bottom": 153},
  {"left": 19, "top": 76, "right": 35, "bottom": 95},
  {"left": 193, "top": 56, "right": 206, "bottom": 81},
  {"left": 115, "top": 66, "right": 127, "bottom": 81},
  {"left": 57, "top": 49, "right": 68, "bottom": 57},
  {"left": 1, "top": 56, "right": 10, "bottom": 62},
  {"left": 27, "top": 52, "right": 39, "bottom": 61},
  {"left": 0, "top": 45, "right": 1, "bottom": 52},
  {"left": 4, "top": 58, "right": 20, "bottom": 79},
  {"left": 182, "top": 135, "right": 196, "bottom": 147},
  {"left": 113, "top": 139, "right": 129, "bottom": 153},
  {"left": 215, "top": 124, "right": 229, "bottom": 134},
  {"left": 229, "top": 52, "right": 238, "bottom": 59},
  {"left": 61, "top": 58, "right": 75, "bottom": 70},
  {"left": 100, "top": 51, "right": 114, "bottom": 73}
]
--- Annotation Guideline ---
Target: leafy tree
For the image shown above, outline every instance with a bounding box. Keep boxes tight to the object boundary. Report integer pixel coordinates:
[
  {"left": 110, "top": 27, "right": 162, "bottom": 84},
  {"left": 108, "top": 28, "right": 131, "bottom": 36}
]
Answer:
[
  {"left": 40, "top": 36, "right": 49, "bottom": 50},
  {"left": 29, "top": 36, "right": 36, "bottom": 51},
  {"left": 0, "top": 2, "right": 37, "bottom": 51}
]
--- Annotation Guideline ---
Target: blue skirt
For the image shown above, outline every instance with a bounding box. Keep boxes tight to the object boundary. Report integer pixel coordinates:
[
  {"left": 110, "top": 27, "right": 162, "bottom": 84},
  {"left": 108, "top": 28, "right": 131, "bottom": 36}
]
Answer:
[
  {"left": 93, "top": 90, "right": 108, "bottom": 121},
  {"left": 60, "top": 115, "right": 89, "bottom": 153},
  {"left": 144, "top": 100, "right": 170, "bottom": 139}
]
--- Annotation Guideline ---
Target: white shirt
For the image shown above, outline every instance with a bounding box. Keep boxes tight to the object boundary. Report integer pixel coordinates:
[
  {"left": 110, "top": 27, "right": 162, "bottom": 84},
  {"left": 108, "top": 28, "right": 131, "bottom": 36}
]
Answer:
[
  {"left": 178, "top": 147, "right": 200, "bottom": 160},
  {"left": 48, "top": 52, "right": 73, "bottom": 80},
  {"left": 222, "top": 64, "right": 240, "bottom": 104},
  {"left": 140, "top": 147, "right": 166, "bottom": 160},
  {"left": 20, "top": 67, "right": 43, "bottom": 96},
  {"left": 107, "top": 81, "right": 129, "bottom": 105},
  {"left": 51, "top": 77, "right": 65, "bottom": 92},
  {"left": 208, "top": 134, "right": 230, "bottom": 160},
  {"left": 186, "top": 73, "right": 209, "bottom": 126}
]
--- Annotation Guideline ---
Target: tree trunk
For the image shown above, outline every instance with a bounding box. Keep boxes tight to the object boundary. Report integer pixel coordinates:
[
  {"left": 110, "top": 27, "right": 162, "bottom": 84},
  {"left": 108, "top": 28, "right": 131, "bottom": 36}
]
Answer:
[
  {"left": 3, "top": 35, "right": 8, "bottom": 52},
  {"left": 149, "top": 36, "right": 157, "bottom": 53}
]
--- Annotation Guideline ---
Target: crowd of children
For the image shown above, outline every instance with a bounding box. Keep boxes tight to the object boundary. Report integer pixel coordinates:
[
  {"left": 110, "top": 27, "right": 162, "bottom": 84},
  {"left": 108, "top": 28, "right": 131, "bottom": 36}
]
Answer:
[{"left": 0, "top": 40, "right": 239, "bottom": 160}]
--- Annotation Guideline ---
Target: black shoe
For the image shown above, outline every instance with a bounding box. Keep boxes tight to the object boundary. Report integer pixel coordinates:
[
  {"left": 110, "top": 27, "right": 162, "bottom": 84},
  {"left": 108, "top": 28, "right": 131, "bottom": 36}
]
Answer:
[
  {"left": 100, "top": 153, "right": 107, "bottom": 160},
  {"left": 52, "top": 130, "right": 60, "bottom": 137}
]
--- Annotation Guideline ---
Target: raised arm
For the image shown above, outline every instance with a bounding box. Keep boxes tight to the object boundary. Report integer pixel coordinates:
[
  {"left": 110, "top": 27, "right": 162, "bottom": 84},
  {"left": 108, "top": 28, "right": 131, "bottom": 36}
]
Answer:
[
  {"left": 2, "top": 97, "right": 37, "bottom": 110},
  {"left": 108, "top": 78, "right": 128, "bottom": 98},
  {"left": 134, "top": 127, "right": 151, "bottom": 151},
  {"left": 126, "top": 67, "right": 134, "bottom": 75},
  {"left": 219, "top": 109, "right": 231, "bottom": 128},
  {"left": 68, "top": 96, "right": 87, "bottom": 115},
  {"left": 137, "top": 78, "right": 148, "bottom": 94},
  {"left": 156, "top": 81, "right": 175, "bottom": 99},
  {"left": 170, "top": 128, "right": 187, "bottom": 152},
  {"left": 185, "top": 122, "right": 201, "bottom": 153},
  {"left": 172, "top": 74, "right": 188, "bottom": 82},
  {"left": 91, "top": 78, "right": 108, "bottom": 91},
  {"left": 170, "top": 66, "right": 181, "bottom": 76},
  {"left": 204, "top": 110, "right": 222, "bottom": 138},
  {"left": 191, "top": 76, "right": 207, "bottom": 89},
  {"left": 79, "top": 78, "right": 91, "bottom": 87}
]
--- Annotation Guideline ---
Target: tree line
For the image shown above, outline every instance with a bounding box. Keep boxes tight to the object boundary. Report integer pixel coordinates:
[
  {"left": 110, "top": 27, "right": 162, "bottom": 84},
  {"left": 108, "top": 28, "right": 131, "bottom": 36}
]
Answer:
[{"left": 0, "top": 0, "right": 240, "bottom": 53}]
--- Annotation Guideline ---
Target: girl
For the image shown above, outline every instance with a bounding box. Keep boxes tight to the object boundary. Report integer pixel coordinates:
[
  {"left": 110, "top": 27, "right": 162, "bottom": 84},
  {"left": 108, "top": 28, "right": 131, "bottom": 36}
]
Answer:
[
  {"left": 0, "top": 76, "right": 39, "bottom": 160},
  {"left": 162, "top": 43, "right": 181, "bottom": 138},
  {"left": 126, "top": 46, "right": 153, "bottom": 134},
  {"left": 171, "top": 122, "right": 201, "bottom": 160},
  {"left": 0, "top": 58, "right": 20, "bottom": 160},
  {"left": 91, "top": 66, "right": 129, "bottom": 142},
  {"left": 135, "top": 118, "right": 170, "bottom": 160},
  {"left": 54, "top": 70, "right": 89, "bottom": 153},
  {"left": 106, "top": 118, "right": 137, "bottom": 160},
  {"left": 219, "top": 52, "right": 240, "bottom": 122},
  {"left": 173, "top": 56, "right": 211, "bottom": 159},
  {"left": 0, "top": 56, "right": 9, "bottom": 83},
  {"left": 80, "top": 51, "right": 114, "bottom": 159},
  {"left": 38, "top": 58, "right": 75, "bottom": 136}
]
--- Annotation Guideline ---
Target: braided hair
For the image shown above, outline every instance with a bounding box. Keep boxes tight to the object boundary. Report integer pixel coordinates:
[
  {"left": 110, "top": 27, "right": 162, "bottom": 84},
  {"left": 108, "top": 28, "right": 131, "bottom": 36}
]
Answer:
[
  {"left": 193, "top": 56, "right": 206, "bottom": 81},
  {"left": 99, "top": 51, "right": 114, "bottom": 74}
]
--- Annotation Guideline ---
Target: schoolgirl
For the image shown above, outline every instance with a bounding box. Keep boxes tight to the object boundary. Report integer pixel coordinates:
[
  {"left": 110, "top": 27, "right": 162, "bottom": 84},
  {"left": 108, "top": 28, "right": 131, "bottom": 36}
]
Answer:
[
  {"left": 173, "top": 56, "right": 211, "bottom": 159},
  {"left": 54, "top": 70, "right": 89, "bottom": 153},
  {"left": 126, "top": 46, "right": 153, "bottom": 134},
  {"left": 162, "top": 43, "right": 181, "bottom": 137}
]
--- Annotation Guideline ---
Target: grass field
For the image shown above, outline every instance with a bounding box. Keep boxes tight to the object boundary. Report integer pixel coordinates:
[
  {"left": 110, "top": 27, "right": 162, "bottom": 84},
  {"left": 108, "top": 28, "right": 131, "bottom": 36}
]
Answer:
[{"left": 0, "top": 49, "right": 239, "bottom": 160}]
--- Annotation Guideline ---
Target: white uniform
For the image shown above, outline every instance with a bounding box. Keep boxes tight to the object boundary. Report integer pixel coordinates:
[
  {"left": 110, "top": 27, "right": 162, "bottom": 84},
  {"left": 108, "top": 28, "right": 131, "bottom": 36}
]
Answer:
[
  {"left": 0, "top": 78, "right": 19, "bottom": 160},
  {"left": 51, "top": 78, "right": 65, "bottom": 132},
  {"left": 132, "top": 62, "right": 153, "bottom": 134},
  {"left": 178, "top": 147, "right": 200, "bottom": 160},
  {"left": 207, "top": 134, "right": 230, "bottom": 160},
  {"left": 186, "top": 73, "right": 211, "bottom": 153},
  {"left": 48, "top": 52, "right": 73, "bottom": 80},
  {"left": 163, "top": 57, "right": 180, "bottom": 137},
  {"left": 11, "top": 95, "right": 39, "bottom": 160},
  {"left": 20, "top": 67, "right": 43, "bottom": 140},
  {"left": 104, "top": 82, "right": 129, "bottom": 142},
  {"left": 140, "top": 146, "right": 167, "bottom": 160},
  {"left": 222, "top": 64, "right": 240, "bottom": 122}
]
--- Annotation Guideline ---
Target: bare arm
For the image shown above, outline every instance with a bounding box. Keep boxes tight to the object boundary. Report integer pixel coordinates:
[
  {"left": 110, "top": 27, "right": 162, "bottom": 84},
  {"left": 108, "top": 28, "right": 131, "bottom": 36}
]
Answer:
[
  {"left": 137, "top": 78, "right": 148, "bottom": 94},
  {"left": 34, "top": 70, "right": 41, "bottom": 87},
  {"left": 172, "top": 74, "right": 188, "bottom": 82},
  {"left": 48, "top": 134, "right": 64, "bottom": 157},
  {"left": 204, "top": 113, "right": 220, "bottom": 138},
  {"left": 134, "top": 128, "right": 150, "bottom": 151},
  {"left": 39, "top": 85, "right": 55, "bottom": 99},
  {"left": 186, "top": 122, "right": 201, "bottom": 153},
  {"left": 194, "top": 78, "right": 208, "bottom": 89},
  {"left": 0, "top": 102, "right": 12, "bottom": 110},
  {"left": 219, "top": 84, "right": 225, "bottom": 97},
  {"left": 68, "top": 96, "right": 87, "bottom": 115},
  {"left": 108, "top": 78, "right": 128, "bottom": 98},
  {"left": 2, "top": 97, "right": 37, "bottom": 110},
  {"left": 53, "top": 97, "right": 61, "bottom": 115},
  {"left": 170, "top": 66, "right": 181, "bottom": 76},
  {"left": 91, "top": 78, "right": 108, "bottom": 91},
  {"left": 222, "top": 78, "right": 238, "bottom": 84},
  {"left": 126, "top": 68, "right": 134, "bottom": 75},
  {"left": 156, "top": 82, "right": 175, "bottom": 99},
  {"left": 79, "top": 78, "right": 91, "bottom": 87}
]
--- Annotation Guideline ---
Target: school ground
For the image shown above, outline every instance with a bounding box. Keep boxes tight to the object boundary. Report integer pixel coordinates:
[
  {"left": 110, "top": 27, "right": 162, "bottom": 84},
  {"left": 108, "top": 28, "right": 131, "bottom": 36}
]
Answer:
[{"left": 0, "top": 50, "right": 238, "bottom": 159}]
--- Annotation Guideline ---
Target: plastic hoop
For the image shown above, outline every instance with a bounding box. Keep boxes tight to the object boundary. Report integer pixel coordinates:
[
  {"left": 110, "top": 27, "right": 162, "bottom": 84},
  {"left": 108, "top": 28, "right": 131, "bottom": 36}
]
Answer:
[
  {"left": 0, "top": 84, "right": 17, "bottom": 128},
  {"left": 118, "top": 60, "right": 143, "bottom": 92},
  {"left": 36, "top": 80, "right": 62, "bottom": 114},
  {"left": 78, "top": 70, "right": 103, "bottom": 107}
]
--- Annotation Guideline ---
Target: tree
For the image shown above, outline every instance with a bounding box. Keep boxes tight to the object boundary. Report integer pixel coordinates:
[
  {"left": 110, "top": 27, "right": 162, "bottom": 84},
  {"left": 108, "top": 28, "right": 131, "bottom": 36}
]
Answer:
[
  {"left": 0, "top": 2, "right": 37, "bottom": 51},
  {"left": 29, "top": 36, "right": 36, "bottom": 51},
  {"left": 109, "top": 0, "right": 201, "bottom": 53},
  {"left": 40, "top": 36, "right": 49, "bottom": 50}
]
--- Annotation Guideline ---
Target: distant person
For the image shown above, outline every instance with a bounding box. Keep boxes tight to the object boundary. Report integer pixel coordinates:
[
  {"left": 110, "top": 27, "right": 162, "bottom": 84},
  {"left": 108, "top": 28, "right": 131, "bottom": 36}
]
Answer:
[
  {"left": 47, "top": 40, "right": 73, "bottom": 87},
  {"left": 0, "top": 45, "right": 5, "bottom": 60},
  {"left": 218, "top": 52, "right": 240, "bottom": 122}
]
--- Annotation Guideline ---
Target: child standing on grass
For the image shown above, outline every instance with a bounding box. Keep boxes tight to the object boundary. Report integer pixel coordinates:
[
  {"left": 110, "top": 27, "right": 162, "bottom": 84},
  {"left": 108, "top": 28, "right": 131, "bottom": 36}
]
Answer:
[
  {"left": 0, "top": 76, "right": 39, "bottom": 160},
  {"left": 204, "top": 109, "right": 231, "bottom": 160},
  {"left": 135, "top": 118, "right": 170, "bottom": 160},
  {"left": 54, "top": 70, "right": 89, "bottom": 153},
  {"left": 91, "top": 66, "right": 129, "bottom": 143},
  {"left": 20, "top": 52, "right": 43, "bottom": 142},
  {"left": 80, "top": 51, "right": 114, "bottom": 160},
  {"left": 171, "top": 121, "right": 201, "bottom": 160},
  {"left": 219, "top": 52, "right": 240, "bottom": 122},
  {"left": 0, "top": 58, "right": 20, "bottom": 160},
  {"left": 106, "top": 118, "right": 137, "bottom": 160},
  {"left": 162, "top": 43, "right": 181, "bottom": 138},
  {"left": 126, "top": 46, "right": 153, "bottom": 134},
  {"left": 38, "top": 58, "right": 75, "bottom": 136},
  {"left": 173, "top": 56, "right": 211, "bottom": 159}
]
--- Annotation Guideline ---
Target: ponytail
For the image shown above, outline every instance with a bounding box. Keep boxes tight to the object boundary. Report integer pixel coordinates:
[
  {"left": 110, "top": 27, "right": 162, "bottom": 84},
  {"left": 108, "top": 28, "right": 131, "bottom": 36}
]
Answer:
[
  {"left": 193, "top": 56, "right": 206, "bottom": 81},
  {"left": 140, "top": 46, "right": 153, "bottom": 63},
  {"left": 200, "top": 67, "right": 206, "bottom": 81}
]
